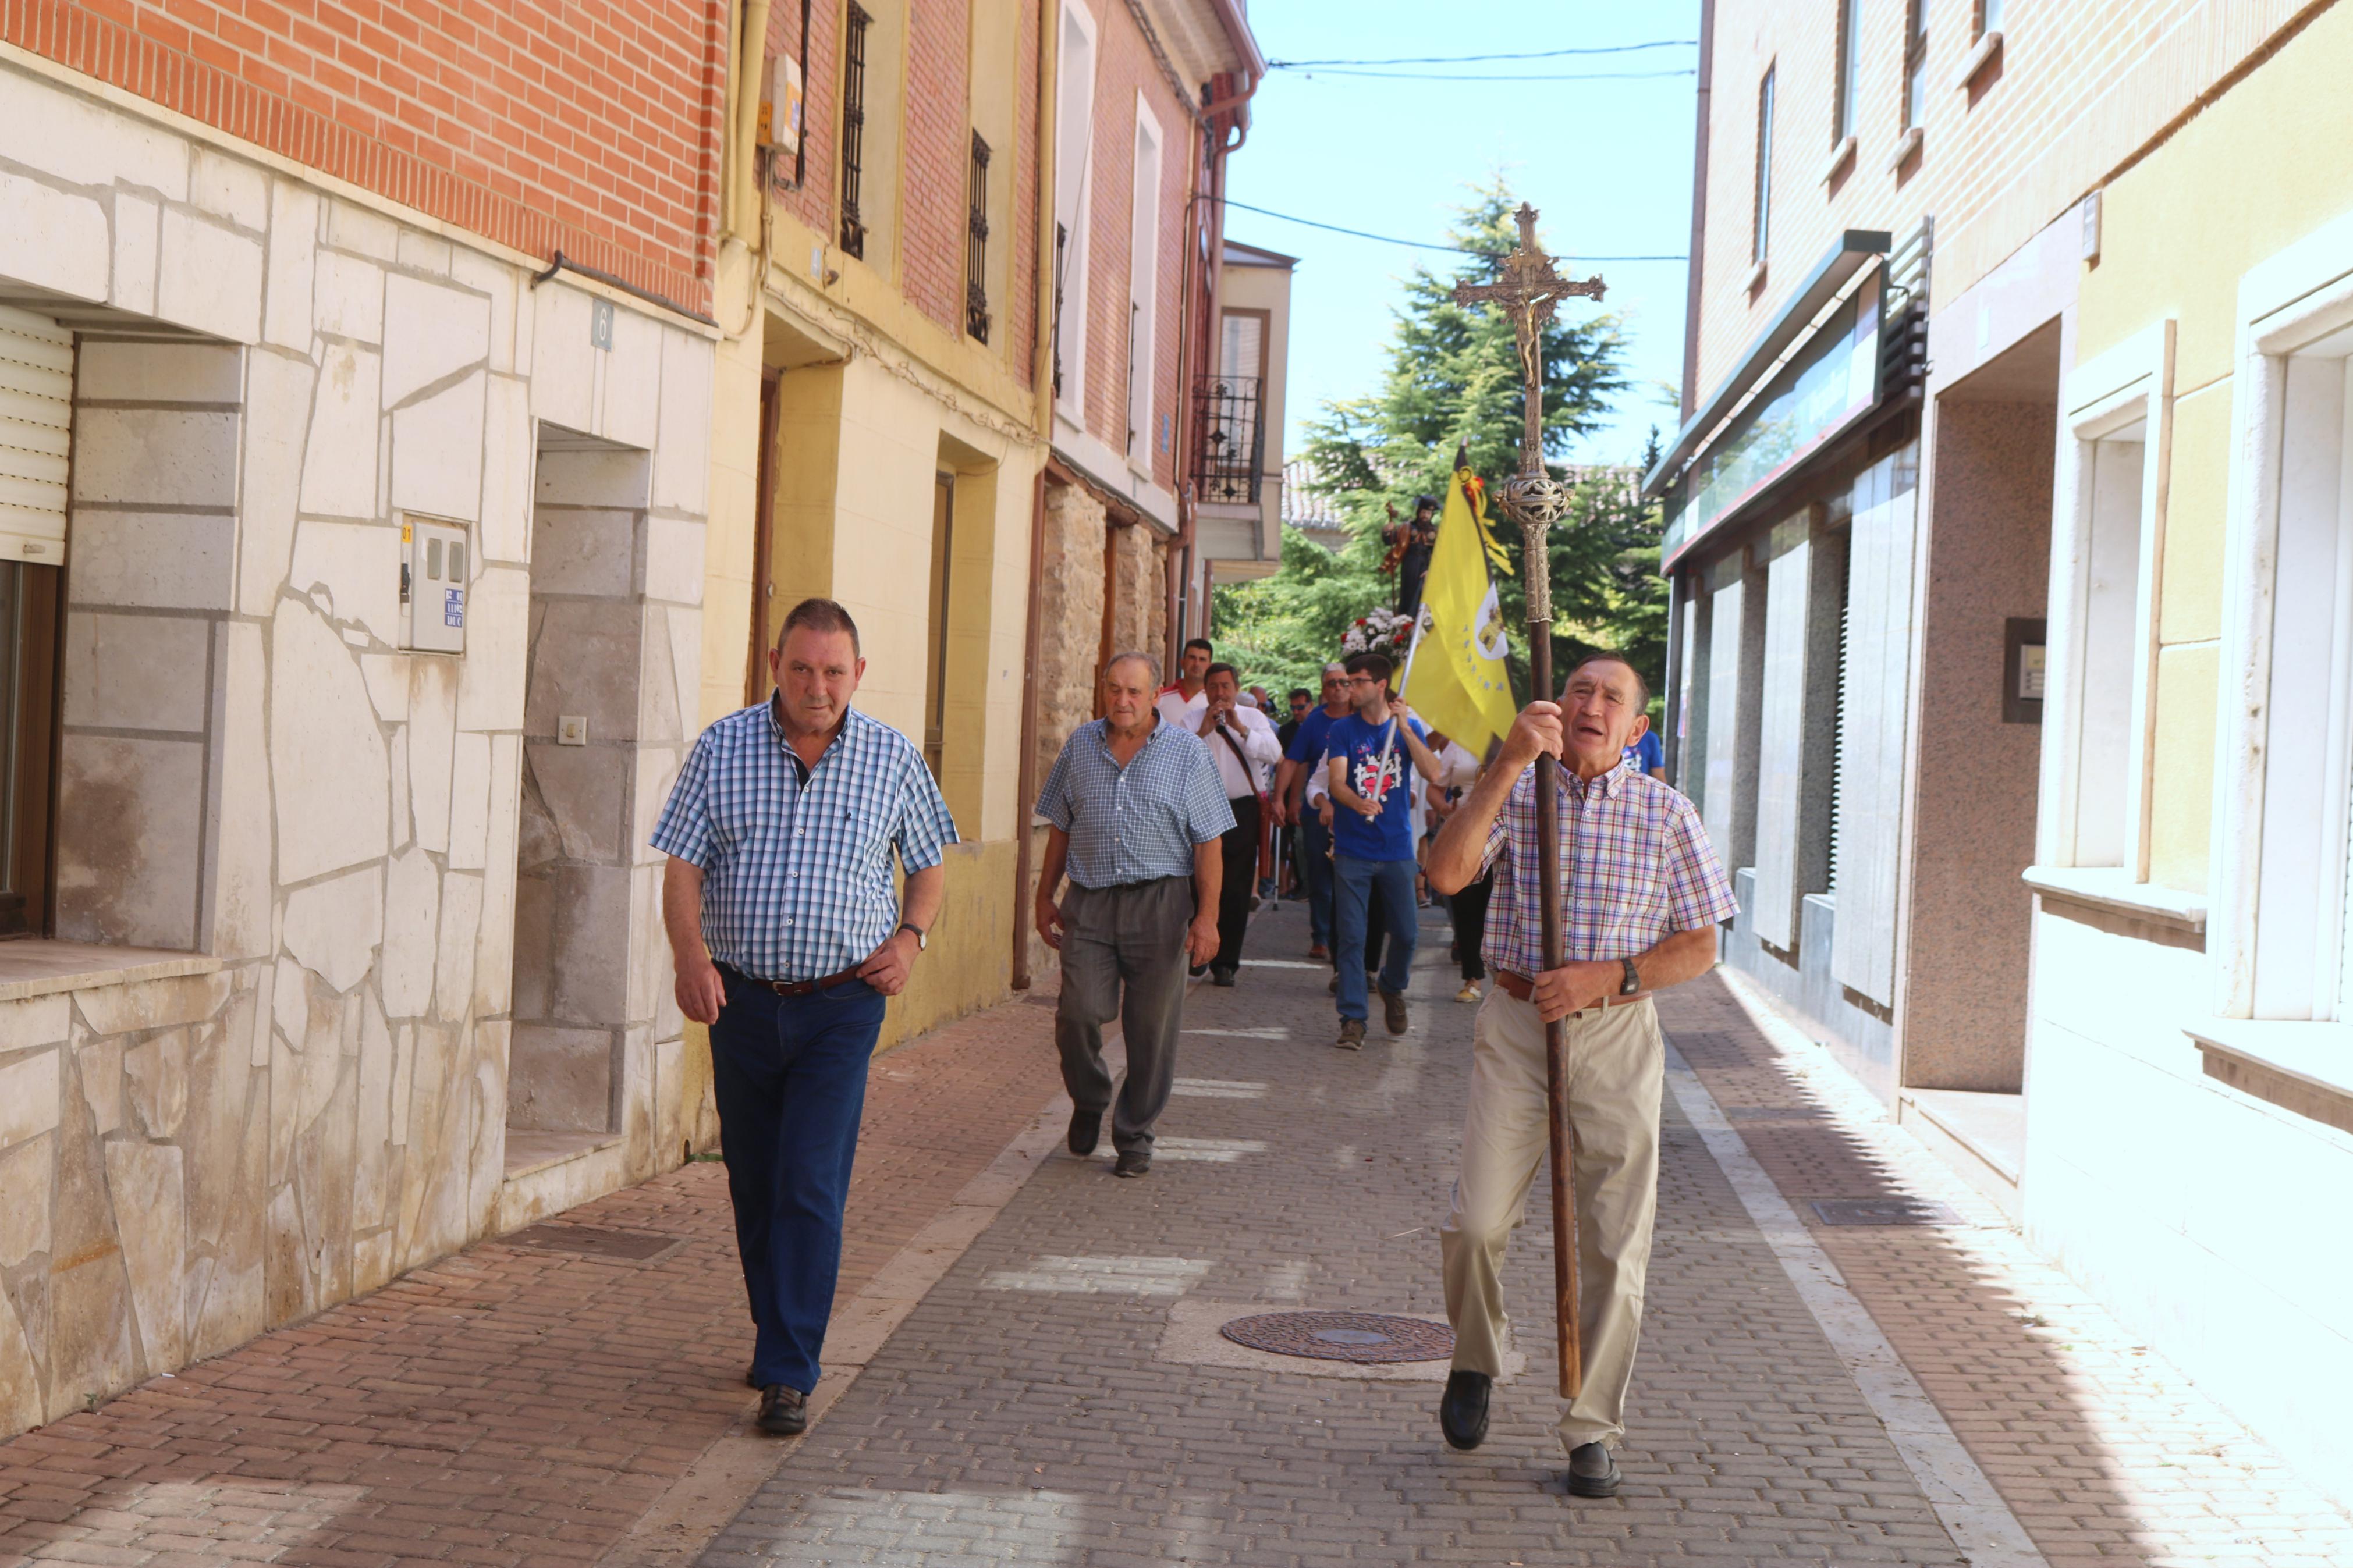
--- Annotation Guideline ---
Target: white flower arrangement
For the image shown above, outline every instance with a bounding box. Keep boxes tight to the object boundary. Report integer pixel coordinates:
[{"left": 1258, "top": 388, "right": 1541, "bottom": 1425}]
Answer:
[{"left": 1340, "top": 605, "right": 1415, "bottom": 659}]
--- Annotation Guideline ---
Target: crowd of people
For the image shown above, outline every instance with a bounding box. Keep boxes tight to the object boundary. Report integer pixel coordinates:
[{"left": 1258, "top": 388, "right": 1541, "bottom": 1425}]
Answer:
[{"left": 654, "top": 598, "right": 1736, "bottom": 1502}]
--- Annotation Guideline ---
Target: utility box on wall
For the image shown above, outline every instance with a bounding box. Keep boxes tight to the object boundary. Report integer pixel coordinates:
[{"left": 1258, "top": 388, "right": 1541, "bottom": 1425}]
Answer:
[{"left": 401, "top": 514, "right": 469, "bottom": 653}]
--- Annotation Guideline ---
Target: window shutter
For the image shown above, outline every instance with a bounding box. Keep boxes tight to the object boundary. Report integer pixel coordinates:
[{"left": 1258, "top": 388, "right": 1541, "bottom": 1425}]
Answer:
[{"left": 0, "top": 307, "right": 72, "bottom": 566}]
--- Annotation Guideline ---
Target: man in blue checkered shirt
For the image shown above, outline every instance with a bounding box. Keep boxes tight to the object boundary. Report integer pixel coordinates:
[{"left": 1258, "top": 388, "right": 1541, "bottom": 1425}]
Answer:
[
  {"left": 653, "top": 598, "right": 956, "bottom": 1439},
  {"left": 1035, "top": 650, "right": 1232, "bottom": 1178}
]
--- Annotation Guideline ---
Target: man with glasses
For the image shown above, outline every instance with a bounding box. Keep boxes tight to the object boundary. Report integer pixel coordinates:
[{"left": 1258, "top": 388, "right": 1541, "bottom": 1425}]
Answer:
[{"left": 1324, "top": 651, "right": 1445, "bottom": 1048}]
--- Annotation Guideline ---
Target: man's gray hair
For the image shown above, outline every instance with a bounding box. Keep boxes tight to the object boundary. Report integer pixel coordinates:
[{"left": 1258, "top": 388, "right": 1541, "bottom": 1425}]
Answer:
[
  {"left": 1321, "top": 661, "right": 1346, "bottom": 676},
  {"left": 1105, "top": 649, "right": 1162, "bottom": 685}
]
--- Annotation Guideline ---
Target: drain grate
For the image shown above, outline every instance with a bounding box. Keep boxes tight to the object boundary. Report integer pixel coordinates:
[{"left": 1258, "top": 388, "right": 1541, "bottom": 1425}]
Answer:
[
  {"left": 1725, "top": 1105, "right": 1830, "bottom": 1120},
  {"left": 1808, "top": 1198, "right": 1962, "bottom": 1227},
  {"left": 1218, "top": 1311, "right": 1454, "bottom": 1364},
  {"left": 508, "top": 1224, "right": 684, "bottom": 1263}
]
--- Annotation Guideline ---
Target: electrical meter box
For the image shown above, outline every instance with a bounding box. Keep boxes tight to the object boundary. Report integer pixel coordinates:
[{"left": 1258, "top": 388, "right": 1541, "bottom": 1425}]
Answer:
[{"left": 400, "top": 515, "right": 469, "bottom": 654}]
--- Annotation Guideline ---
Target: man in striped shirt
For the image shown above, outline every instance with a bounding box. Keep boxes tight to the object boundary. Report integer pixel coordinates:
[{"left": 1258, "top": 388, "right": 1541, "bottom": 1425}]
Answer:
[
  {"left": 653, "top": 599, "right": 957, "bottom": 1439},
  {"left": 1424, "top": 653, "right": 1738, "bottom": 1499}
]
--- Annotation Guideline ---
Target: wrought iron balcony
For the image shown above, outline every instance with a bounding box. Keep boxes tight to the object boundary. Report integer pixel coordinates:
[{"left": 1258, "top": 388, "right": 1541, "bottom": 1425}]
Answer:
[{"left": 1191, "top": 374, "right": 1264, "bottom": 506}]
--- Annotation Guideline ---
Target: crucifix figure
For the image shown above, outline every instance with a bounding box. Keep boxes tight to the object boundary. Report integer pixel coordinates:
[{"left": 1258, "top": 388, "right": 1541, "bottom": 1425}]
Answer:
[
  {"left": 1424, "top": 204, "right": 1738, "bottom": 1501},
  {"left": 1450, "top": 202, "right": 1607, "bottom": 1403}
]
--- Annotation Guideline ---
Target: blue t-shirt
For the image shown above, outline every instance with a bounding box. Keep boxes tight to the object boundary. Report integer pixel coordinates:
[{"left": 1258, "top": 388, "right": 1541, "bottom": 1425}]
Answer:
[
  {"left": 1323, "top": 712, "right": 1428, "bottom": 862},
  {"left": 1623, "top": 729, "right": 1665, "bottom": 775},
  {"left": 1285, "top": 703, "right": 1347, "bottom": 766}
]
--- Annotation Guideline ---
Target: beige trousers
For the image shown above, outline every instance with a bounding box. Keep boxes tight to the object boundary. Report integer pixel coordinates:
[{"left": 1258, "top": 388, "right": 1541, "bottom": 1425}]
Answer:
[{"left": 1439, "top": 990, "right": 1663, "bottom": 1453}]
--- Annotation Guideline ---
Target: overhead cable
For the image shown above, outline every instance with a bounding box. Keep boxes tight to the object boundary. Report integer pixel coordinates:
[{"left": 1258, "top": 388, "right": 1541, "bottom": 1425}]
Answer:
[
  {"left": 1269, "top": 40, "right": 1696, "bottom": 69},
  {"left": 1214, "top": 196, "right": 1687, "bottom": 263}
]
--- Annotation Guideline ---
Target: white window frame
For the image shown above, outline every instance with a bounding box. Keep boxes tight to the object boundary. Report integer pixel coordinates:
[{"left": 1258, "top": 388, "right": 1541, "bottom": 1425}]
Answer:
[
  {"left": 1052, "top": 0, "right": 1099, "bottom": 424},
  {"left": 2038, "top": 319, "right": 2173, "bottom": 881},
  {"left": 2214, "top": 209, "right": 2353, "bottom": 1018},
  {"left": 1127, "top": 97, "right": 1163, "bottom": 471}
]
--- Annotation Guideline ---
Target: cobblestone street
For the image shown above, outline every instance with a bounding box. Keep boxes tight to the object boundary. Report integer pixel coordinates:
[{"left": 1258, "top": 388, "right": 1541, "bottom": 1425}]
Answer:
[{"left": 3, "top": 903, "right": 2348, "bottom": 1566}]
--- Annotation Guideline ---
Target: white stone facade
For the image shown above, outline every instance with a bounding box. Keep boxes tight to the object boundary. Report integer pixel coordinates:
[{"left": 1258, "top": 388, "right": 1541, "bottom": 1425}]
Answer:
[{"left": 0, "top": 58, "right": 719, "bottom": 1432}]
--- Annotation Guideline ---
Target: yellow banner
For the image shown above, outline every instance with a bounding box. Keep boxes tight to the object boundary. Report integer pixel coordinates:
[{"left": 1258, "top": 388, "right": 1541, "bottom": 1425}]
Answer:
[{"left": 1400, "top": 465, "right": 1518, "bottom": 759}]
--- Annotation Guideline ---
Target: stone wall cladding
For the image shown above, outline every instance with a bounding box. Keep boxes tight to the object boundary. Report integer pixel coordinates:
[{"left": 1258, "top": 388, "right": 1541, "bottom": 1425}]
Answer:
[
  {"left": 0, "top": 59, "right": 718, "bottom": 1435},
  {"left": 0, "top": 0, "right": 719, "bottom": 312}
]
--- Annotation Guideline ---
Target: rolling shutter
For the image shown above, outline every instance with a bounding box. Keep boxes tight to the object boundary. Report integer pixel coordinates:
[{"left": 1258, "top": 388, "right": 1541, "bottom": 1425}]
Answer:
[{"left": 0, "top": 307, "right": 72, "bottom": 567}]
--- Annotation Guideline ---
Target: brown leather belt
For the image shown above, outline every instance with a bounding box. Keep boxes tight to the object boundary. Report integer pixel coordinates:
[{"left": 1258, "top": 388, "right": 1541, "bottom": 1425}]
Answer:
[
  {"left": 1492, "top": 969, "right": 1648, "bottom": 1009},
  {"left": 738, "top": 965, "right": 868, "bottom": 998}
]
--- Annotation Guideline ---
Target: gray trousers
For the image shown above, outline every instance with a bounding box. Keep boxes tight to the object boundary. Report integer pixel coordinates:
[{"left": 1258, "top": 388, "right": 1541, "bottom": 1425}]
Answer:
[{"left": 1055, "top": 875, "right": 1194, "bottom": 1154}]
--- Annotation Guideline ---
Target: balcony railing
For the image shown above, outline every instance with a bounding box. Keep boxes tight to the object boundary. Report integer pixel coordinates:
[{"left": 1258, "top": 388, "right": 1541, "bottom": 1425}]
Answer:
[{"left": 1191, "top": 374, "right": 1263, "bottom": 506}]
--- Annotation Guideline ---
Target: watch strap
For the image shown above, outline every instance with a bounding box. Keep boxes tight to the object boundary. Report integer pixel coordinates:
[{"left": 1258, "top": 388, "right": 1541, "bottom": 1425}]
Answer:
[
  {"left": 1620, "top": 955, "right": 1641, "bottom": 995},
  {"left": 897, "top": 922, "right": 927, "bottom": 951}
]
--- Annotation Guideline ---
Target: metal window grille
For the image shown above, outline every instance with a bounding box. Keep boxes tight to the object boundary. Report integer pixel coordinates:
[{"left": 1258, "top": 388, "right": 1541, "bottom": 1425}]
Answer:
[
  {"left": 1190, "top": 375, "right": 1263, "bottom": 505},
  {"left": 839, "top": 2, "right": 869, "bottom": 259},
  {"left": 966, "top": 131, "right": 991, "bottom": 343}
]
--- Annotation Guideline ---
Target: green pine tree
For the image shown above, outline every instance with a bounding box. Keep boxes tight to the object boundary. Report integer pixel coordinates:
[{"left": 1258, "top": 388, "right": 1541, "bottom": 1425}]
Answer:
[{"left": 1213, "top": 177, "right": 1660, "bottom": 703}]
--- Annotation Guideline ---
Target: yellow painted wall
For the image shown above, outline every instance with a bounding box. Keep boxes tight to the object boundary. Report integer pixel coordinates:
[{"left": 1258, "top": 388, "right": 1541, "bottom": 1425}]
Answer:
[{"left": 2077, "top": 2, "right": 2353, "bottom": 894}]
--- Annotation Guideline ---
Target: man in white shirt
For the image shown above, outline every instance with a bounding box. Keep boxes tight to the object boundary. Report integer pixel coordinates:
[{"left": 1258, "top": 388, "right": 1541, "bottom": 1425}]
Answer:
[
  {"left": 1155, "top": 637, "right": 1214, "bottom": 727},
  {"left": 1193, "top": 662, "right": 1282, "bottom": 984}
]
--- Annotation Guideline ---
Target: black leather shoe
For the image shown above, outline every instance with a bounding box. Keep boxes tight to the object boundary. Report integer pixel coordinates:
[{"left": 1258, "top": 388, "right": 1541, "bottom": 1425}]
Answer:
[
  {"left": 1115, "top": 1150, "right": 1152, "bottom": 1178},
  {"left": 756, "top": 1384, "right": 807, "bottom": 1436},
  {"left": 1439, "top": 1370, "right": 1489, "bottom": 1450},
  {"left": 1210, "top": 969, "right": 1236, "bottom": 987},
  {"left": 1069, "top": 1107, "right": 1102, "bottom": 1156},
  {"left": 1565, "top": 1441, "right": 1620, "bottom": 1497}
]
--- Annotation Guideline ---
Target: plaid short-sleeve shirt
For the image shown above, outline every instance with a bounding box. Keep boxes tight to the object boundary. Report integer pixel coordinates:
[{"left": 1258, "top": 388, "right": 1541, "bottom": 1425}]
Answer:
[
  {"left": 1479, "top": 759, "right": 1738, "bottom": 976},
  {"left": 1034, "top": 717, "right": 1235, "bottom": 889},
  {"left": 650, "top": 701, "right": 957, "bottom": 982}
]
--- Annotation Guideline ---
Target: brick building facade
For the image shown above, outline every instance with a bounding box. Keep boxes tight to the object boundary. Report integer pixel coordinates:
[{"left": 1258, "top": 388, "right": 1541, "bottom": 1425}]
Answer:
[{"left": 1651, "top": 0, "right": 2353, "bottom": 1509}]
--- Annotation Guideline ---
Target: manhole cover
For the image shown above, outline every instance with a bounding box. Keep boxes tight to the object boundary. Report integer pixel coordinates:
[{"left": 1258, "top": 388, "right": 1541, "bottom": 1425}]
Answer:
[
  {"left": 507, "top": 1224, "right": 683, "bottom": 1262},
  {"left": 1218, "top": 1311, "right": 1454, "bottom": 1363},
  {"left": 1808, "top": 1198, "right": 1962, "bottom": 1227}
]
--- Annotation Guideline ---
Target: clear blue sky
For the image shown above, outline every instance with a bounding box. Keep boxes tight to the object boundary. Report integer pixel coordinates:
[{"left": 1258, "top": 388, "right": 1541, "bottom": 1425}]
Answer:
[{"left": 1226, "top": 0, "right": 1702, "bottom": 469}]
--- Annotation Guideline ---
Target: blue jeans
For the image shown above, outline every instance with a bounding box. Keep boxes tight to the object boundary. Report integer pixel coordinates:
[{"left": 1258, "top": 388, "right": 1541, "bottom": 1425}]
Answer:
[
  {"left": 1300, "top": 811, "right": 1336, "bottom": 948},
  {"left": 708, "top": 966, "right": 888, "bottom": 1394},
  {"left": 1333, "top": 854, "right": 1417, "bottom": 1021}
]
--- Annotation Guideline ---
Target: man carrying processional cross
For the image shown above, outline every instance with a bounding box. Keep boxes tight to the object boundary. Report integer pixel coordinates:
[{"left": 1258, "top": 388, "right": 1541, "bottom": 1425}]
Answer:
[{"left": 1421, "top": 205, "right": 1738, "bottom": 1498}]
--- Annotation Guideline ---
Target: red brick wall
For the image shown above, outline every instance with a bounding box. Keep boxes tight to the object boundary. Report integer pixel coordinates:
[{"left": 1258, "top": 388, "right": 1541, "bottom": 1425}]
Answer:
[
  {"left": 765, "top": 0, "right": 1040, "bottom": 385},
  {"left": 2, "top": 0, "right": 723, "bottom": 313},
  {"left": 1069, "top": 0, "right": 1194, "bottom": 492}
]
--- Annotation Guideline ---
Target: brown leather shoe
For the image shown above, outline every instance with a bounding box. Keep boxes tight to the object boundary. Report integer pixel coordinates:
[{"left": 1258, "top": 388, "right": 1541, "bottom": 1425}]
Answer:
[
  {"left": 1382, "top": 988, "right": 1408, "bottom": 1035},
  {"left": 1336, "top": 1018, "right": 1365, "bottom": 1051},
  {"left": 756, "top": 1384, "right": 807, "bottom": 1436}
]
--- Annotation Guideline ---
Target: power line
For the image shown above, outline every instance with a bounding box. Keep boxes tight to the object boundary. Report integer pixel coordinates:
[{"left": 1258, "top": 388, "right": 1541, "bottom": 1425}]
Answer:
[
  {"left": 1268, "top": 40, "right": 1695, "bottom": 68},
  {"left": 1283, "top": 66, "right": 1695, "bottom": 83},
  {"left": 1214, "top": 196, "right": 1687, "bottom": 263}
]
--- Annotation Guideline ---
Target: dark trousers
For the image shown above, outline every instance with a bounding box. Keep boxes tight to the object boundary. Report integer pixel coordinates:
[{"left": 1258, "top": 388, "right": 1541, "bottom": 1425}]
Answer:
[
  {"left": 1212, "top": 795, "right": 1260, "bottom": 977},
  {"left": 1451, "top": 871, "right": 1493, "bottom": 980},
  {"left": 1055, "top": 876, "right": 1194, "bottom": 1153},
  {"left": 1333, "top": 855, "right": 1418, "bottom": 1022},
  {"left": 1299, "top": 811, "right": 1335, "bottom": 948},
  {"left": 708, "top": 966, "right": 888, "bottom": 1395}
]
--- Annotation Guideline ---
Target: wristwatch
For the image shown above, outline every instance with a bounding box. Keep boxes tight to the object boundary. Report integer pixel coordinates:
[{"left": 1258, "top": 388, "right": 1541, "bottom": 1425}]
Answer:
[
  {"left": 1619, "top": 956, "right": 1641, "bottom": 996},
  {"left": 897, "top": 922, "right": 928, "bottom": 951}
]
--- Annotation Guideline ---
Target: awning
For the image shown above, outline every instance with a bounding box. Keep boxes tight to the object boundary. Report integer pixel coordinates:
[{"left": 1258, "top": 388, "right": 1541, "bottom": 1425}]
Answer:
[{"left": 1641, "top": 230, "right": 1891, "bottom": 500}]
